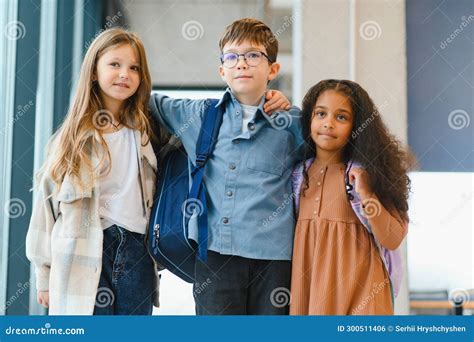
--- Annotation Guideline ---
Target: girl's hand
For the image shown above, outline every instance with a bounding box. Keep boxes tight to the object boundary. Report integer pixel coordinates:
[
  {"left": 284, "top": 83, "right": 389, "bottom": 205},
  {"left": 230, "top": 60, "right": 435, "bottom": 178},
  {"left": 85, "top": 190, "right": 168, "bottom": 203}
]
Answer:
[
  {"left": 37, "top": 290, "right": 49, "bottom": 308},
  {"left": 263, "top": 90, "right": 291, "bottom": 115},
  {"left": 348, "top": 167, "right": 373, "bottom": 199}
]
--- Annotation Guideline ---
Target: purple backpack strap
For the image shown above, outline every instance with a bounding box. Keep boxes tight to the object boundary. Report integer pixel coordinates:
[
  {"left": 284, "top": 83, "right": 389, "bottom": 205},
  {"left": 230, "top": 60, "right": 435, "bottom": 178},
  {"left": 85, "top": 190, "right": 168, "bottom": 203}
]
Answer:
[
  {"left": 291, "top": 158, "right": 314, "bottom": 215},
  {"left": 345, "top": 160, "right": 404, "bottom": 298},
  {"left": 383, "top": 248, "right": 403, "bottom": 298}
]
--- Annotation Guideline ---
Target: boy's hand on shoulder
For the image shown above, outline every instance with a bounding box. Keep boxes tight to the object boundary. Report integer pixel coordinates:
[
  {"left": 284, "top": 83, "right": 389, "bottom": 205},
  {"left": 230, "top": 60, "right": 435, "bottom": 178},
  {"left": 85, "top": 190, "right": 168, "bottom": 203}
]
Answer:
[{"left": 263, "top": 90, "right": 291, "bottom": 115}]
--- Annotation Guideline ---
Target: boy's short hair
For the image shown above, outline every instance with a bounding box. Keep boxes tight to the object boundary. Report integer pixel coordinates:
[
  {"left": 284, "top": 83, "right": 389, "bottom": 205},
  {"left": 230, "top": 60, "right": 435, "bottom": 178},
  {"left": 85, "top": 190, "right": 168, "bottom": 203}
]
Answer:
[{"left": 218, "top": 18, "right": 278, "bottom": 63}]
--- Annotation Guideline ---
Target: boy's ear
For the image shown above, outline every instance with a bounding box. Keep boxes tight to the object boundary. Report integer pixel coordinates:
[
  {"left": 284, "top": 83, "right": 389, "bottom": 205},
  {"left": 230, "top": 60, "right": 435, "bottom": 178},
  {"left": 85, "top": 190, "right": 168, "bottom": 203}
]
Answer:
[
  {"left": 218, "top": 65, "right": 226, "bottom": 81},
  {"left": 267, "top": 62, "right": 281, "bottom": 82}
]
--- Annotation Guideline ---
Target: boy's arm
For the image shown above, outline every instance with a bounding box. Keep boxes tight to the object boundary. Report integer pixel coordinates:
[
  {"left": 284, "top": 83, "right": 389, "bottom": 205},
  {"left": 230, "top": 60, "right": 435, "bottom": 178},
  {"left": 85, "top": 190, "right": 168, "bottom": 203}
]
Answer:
[
  {"left": 260, "top": 90, "right": 305, "bottom": 162},
  {"left": 149, "top": 93, "right": 208, "bottom": 137},
  {"left": 268, "top": 105, "right": 305, "bottom": 162},
  {"left": 263, "top": 90, "right": 291, "bottom": 114}
]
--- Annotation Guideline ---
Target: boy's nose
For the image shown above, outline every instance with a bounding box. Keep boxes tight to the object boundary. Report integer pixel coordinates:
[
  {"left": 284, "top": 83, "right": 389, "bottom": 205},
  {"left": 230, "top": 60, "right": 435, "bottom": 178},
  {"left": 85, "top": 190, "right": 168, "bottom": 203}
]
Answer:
[{"left": 236, "top": 56, "right": 249, "bottom": 69}]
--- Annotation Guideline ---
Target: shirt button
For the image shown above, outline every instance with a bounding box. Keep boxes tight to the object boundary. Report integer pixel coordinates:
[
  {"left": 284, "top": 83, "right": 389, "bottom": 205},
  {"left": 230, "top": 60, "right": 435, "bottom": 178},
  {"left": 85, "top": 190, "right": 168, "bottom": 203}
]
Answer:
[
  {"left": 313, "top": 211, "right": 317, "bottom": 214},
  {"left": 222, "top": 217, "right": 229, "bottom": 224},
  {"left": 248, "top": 123, "right": 255, "bottom": 131},
  {"left": 233, "top": 140, "right": 240, "bottom": 144},
  {"left": 317, "top": 182, "right": 321, "bottom": 186},
  {"left": 229, "top": 163, "right": 236, "bottom": 170},
  {"left": 226, "top": 190, "right": 233, "bottom": 197},
  {"left": 315, "top": 197, "right": 320, "bottom": 201},
  {"left": 320, "top": 170, "right": 324, "bottom": 174},
  {"left": 236, "top": 111, "right": 240, "bottom": 115}
]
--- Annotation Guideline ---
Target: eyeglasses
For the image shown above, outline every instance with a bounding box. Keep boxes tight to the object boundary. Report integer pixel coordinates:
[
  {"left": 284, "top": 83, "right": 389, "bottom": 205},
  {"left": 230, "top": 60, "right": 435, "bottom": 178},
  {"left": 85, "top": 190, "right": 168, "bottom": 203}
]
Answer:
[{"left": 220, "top": 50, "right": 274, "bottom": 69}]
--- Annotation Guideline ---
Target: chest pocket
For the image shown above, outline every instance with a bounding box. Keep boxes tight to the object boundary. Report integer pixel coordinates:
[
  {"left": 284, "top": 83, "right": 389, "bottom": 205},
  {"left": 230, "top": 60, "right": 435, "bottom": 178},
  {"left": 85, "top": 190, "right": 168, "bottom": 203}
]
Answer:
[
  {"left": 54, "top": 181, "right": 94, "bottom": 238},
  {"left": 246, "top": 127, "right": 291, "bottom": 176}
]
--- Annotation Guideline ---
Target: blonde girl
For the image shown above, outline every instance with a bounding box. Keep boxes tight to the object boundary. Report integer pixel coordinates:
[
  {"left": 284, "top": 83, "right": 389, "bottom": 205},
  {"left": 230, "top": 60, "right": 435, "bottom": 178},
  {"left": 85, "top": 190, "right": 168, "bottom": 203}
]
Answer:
[{"left": 26, "top": 28, "right": 162, "bottom": 315}]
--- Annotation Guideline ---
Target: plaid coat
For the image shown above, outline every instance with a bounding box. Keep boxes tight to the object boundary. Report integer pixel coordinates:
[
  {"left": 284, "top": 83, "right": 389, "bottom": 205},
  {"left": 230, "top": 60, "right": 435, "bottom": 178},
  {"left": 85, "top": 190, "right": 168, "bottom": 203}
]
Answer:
[{"left": 26, "top": 130, "right": 161, "bottom": 315}]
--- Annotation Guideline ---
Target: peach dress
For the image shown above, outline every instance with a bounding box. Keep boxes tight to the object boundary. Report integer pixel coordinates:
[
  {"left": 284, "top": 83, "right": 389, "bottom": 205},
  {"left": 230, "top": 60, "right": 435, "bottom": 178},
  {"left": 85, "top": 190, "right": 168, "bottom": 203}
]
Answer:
[{"left": 289, "top": 162, "right": 393, "bottom": 315}]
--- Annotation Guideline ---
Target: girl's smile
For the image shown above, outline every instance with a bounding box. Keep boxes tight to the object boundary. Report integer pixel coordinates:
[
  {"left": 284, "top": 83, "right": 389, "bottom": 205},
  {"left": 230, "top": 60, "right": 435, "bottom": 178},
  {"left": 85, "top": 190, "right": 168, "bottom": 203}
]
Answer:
[
  {"left": 113, "top": 82, "right": 131, "bottom": 88},
  {"left": 317, "top": 131, "right": 337, "bottom": 139},
  {"left": 95, "top": 44, "right": 141, "bottom": 114}
]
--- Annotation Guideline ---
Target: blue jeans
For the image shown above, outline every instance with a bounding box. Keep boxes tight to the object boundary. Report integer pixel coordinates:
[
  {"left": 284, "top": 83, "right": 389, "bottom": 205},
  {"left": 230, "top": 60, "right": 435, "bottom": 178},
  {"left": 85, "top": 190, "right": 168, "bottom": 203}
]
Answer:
[
  {"left": 93, "top": 225, "right": 154, "bottom": 315},
  {"left": 194, "top": 250, "right": 291, "bottom": 315}
]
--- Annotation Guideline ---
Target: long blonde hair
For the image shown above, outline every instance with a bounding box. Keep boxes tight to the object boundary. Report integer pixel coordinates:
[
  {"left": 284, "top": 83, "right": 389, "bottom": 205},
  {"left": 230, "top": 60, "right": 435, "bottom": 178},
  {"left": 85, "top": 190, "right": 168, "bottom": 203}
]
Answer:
[{"left": 47, "top": 28, "right": 153, "bottom": 192}]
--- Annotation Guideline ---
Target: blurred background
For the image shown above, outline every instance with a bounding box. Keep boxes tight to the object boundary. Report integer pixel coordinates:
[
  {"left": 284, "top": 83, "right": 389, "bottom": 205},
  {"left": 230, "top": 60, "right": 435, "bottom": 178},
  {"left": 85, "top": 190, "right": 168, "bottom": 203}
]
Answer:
[{"left": 0, "top": 0, "right": 472, "bottom": 316}]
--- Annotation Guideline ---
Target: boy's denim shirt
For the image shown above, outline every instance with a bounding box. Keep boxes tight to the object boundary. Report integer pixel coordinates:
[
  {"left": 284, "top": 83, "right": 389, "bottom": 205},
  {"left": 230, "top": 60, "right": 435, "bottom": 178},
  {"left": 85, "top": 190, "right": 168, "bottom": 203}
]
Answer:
[{"left": 149, "top": 88, "right": 305, "bottom": 260}]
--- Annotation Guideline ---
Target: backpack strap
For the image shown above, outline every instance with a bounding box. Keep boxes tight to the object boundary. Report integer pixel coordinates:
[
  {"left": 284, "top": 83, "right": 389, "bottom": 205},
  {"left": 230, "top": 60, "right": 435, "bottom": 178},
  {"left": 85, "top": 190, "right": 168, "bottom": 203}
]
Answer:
[
  {"left": 195, "top": 99, "right": 223, "bottom": 167},
  {"left": 188, "top": 99, "right": 223, "bottom": 261}
]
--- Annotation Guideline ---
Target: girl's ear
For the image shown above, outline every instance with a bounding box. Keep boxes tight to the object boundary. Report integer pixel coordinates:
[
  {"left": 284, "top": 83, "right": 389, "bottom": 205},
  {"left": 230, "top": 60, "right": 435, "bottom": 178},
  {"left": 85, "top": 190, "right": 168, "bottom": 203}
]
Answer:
[{"left": 92, "top": 69, "right": 98, "bottom": 82}]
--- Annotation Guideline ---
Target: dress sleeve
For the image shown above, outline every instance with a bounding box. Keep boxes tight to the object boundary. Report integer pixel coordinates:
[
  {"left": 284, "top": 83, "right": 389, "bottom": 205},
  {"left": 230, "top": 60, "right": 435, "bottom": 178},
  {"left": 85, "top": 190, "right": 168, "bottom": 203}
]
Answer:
[{"left": 364, "top": 197, "right": 408, "bottom": 250}]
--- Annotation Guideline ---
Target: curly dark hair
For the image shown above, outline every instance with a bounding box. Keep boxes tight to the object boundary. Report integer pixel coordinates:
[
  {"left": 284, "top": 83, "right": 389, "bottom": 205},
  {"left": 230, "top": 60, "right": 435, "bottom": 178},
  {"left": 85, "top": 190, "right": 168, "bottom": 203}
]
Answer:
[{"left": 301, "top": 79, "right": 413, "bottom": 222}]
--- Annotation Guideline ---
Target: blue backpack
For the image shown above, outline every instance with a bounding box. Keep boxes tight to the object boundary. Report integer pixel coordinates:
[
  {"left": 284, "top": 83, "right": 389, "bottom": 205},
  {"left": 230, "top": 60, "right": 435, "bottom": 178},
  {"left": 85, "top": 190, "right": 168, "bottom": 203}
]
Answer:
[{"left": 147, "top": 99, "right": 223, "bottom": 283}]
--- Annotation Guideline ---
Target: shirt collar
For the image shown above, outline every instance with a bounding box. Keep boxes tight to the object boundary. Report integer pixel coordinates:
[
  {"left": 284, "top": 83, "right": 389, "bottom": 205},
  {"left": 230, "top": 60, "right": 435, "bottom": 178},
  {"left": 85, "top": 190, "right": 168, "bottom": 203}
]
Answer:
[{"left": 217, "top": 88, "right": 271, "bottom": 122}]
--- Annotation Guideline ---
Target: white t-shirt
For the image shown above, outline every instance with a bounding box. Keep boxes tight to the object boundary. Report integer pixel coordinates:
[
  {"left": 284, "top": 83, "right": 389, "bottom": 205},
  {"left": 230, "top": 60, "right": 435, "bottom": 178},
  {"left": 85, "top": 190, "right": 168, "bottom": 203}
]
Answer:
[
  {"left": 240, "top": 103, "right": 258, "bottom": 133},
  {"left": 98, "top": 127, "right": 147, "bottom": 234}
]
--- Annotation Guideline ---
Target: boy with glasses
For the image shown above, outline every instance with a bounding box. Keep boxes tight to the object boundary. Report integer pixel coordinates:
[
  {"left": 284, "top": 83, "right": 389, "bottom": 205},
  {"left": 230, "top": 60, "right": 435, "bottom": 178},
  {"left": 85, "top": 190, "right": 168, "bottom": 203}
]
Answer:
[{"left": 149, "top": 18, "right": 304, "bottom": 315}]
